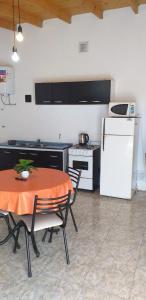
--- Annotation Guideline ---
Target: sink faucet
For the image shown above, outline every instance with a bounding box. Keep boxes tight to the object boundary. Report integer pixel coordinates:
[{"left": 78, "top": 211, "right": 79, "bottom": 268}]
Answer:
[{"left": 36, "top": 139, "right": 41, "bottom": 145}]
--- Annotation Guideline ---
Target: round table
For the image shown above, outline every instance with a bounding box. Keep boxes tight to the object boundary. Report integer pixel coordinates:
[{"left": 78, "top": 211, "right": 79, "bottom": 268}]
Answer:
[{"left": 0, "top": 168, "right": 73, "bottom": 215}]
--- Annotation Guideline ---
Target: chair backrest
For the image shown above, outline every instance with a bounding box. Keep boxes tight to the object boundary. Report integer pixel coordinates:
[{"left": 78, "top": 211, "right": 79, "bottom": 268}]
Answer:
[
  {"left": 67, "top": 167, "right": 81, "bottom": 203},
  {"left": 31, "top": 191, "right": 71, "bottom": 232}
]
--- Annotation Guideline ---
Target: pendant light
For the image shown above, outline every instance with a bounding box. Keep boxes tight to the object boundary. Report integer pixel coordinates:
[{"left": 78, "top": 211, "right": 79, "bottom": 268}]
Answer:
[
  {"left": 16, "top": 0, "right": 24, "bottom": 42},
  {"left": 11, "top": 0, "right": 20, "bottom": 62}
]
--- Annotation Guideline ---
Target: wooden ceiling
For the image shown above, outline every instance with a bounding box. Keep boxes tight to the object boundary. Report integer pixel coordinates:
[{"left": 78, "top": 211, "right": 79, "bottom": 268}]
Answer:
[{"left": 1, "top": 0, "right": 146, "bottom": 31}]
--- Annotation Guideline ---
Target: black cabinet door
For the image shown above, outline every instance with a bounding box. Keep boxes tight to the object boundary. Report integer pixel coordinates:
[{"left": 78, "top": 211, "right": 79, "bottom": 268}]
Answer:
[
  {"left": 35, "top": 83, "right": 52, "bottom": 105},
  {"left": 69, "top": 80, "right": 111, "bottom": 104},
  {"left": 68, "top": 82, "right": 83, "bottom": 104},
  {"left": 14, "top": 149, "right": 41, "bottom": 167},
  {"left": 0, "top": 149, "right": 17, "bottom": 170},
  {"left": 89, "top": 80, "right": 111, "bottom": 104},
  {"left": 39, "top": 151, "right": 63, "bottom": 170},
  {"left": 52, "top": 82, "right": 69, "bottom": 104}
]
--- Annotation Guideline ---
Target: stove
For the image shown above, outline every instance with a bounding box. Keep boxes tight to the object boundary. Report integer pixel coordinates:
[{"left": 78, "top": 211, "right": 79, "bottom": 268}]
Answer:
[
  {"left": 68, "top": 144, "right": 100, "bottom": 191},
  {"left": 69, "top": 144, "right": 99, "bottom": 157}
]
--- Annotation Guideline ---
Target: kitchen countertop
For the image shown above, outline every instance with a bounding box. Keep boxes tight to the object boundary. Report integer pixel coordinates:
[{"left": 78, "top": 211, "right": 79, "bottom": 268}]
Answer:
[{"left": 0, "top": 141, "right": 73, "bottom": 151}]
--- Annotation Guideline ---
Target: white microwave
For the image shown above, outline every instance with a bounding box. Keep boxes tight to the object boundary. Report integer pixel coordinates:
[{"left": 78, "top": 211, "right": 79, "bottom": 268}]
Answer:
[{"left": 109, "top": 102, "right": 136, "bottom": 117}]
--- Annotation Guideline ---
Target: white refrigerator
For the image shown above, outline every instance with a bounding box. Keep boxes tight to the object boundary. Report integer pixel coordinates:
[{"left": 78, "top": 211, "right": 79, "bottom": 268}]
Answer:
[{"left": 100, "top": 117, "right": 137, "bottom": 199}]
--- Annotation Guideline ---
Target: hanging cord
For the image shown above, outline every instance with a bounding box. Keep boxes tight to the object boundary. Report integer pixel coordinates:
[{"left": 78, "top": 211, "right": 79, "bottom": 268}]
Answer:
[
  {"left": 18, "top": 0, "right": 20, "bottom": 25},
  {"left": 12, "top": 0, "right": 15, "bottom": 47}
]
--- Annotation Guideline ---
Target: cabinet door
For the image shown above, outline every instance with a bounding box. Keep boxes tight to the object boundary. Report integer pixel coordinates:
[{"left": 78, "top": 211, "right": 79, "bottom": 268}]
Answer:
[
  {"left": 89, "top": 80, "right": 111, "bottom": 104},
  {"left": 15, "top": 150, "right": 41, "bottom": 167},
  {"left": 52, "top": 82, "right": 69, "bottom": 104},
  {"left": 35, "top": 83, "right": 52, "bottom": 105},
  {"left": 0, "top": 149, "right": 17, "bottom": 170},
  {"left": 26, "top": 151, "right": 41, "bottom": 167},
  {"left": 69, "top": 80, "right": 111, "bottom": 104},
  {"left": 39, "top": 151, "right": 63, "bottom": 170},
  {"left": 68, "top": 82, "right": 84, "bottom": 104}
]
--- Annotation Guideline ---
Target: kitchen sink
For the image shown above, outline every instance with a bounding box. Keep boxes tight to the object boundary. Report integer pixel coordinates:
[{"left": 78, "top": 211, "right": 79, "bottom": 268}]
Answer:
[{"left": 4, "top": 140, "right": 73, "bottom": 150}]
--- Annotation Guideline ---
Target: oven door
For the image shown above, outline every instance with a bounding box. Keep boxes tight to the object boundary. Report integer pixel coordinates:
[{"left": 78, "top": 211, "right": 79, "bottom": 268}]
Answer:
[{"left": 69, "top": 155, "right": 93, "bottom": 178}]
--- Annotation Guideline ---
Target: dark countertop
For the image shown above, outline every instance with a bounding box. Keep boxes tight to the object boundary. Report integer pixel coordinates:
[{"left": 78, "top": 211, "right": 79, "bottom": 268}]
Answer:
[{"left": 0, "top": 141, "right": 73, "bottom": 151}]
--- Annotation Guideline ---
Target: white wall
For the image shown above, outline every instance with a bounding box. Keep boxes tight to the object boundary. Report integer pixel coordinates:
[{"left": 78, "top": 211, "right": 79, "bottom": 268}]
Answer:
[{"left": 0, "top": 6, "right": 146, "bottom": 189}]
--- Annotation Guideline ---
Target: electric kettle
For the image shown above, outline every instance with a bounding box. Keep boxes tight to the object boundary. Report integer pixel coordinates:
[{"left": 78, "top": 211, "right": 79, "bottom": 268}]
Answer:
[{"left": 79, "top": 133, "right": 89, "bottom": 145}]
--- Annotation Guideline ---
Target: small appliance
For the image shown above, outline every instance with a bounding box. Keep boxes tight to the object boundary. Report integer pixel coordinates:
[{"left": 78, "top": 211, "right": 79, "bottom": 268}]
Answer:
[
  {"left": 108, "top": 102, "right": 136, "bottom": 117},
  {"left": 79, "top": 133, "right": 89, "bottom": 145}
]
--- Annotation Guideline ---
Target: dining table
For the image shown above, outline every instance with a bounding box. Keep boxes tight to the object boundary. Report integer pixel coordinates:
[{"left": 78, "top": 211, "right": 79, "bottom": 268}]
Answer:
[{"left": 0, "top": 168, "right": 73, "bottom": 215}]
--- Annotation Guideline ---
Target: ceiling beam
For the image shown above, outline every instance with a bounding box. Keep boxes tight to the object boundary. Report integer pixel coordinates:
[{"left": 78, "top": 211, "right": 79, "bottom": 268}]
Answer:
[
  {"left": 94, "top": 4, "right": 103, "bottom": 19},
  {"left": 0, "top": 2, "right": 43, "bottom": 29},
  {"left": 129, "top": 0, "right": 139, "bottom": 14},
  {"left": 30, "top": 0, "right": 71, "bottom": 24},
  {"left": 0, "top": 18, "right": 13, "bottom": 31},
  {"left": 82, "top": 0, "right": 103, "bottom": 19}
]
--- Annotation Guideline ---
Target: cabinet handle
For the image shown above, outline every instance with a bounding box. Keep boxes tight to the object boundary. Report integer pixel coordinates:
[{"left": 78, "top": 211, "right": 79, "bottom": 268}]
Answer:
[
  {"left": 3, "top": 151, "right": 11, "bottom": 154},
  {"left": 30, "top": 153, "right": 39, "bottom": 156},
  {"left": 54, "top": 100, "right": 63, "bottom": 103},
  {"left": 92, "top": 100, "right": 101, "bottom": 103},
  {"left": 49, "top": 155, "right": 58, "bottom": 158},
  {"left": 79, "top": 100, "right": 88, "bottom": 103},
  {"left": 43, "top": 100, "right": 51, "bottom": 103},
  {"left": 49, "top": 165, "right": 58, "bottom": 168},
  {"left": 19, "top": 152, "right": 27, "bottom": 155}
]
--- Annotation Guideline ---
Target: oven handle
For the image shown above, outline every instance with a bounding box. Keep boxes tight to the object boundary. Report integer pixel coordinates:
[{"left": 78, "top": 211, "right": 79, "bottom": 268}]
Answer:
[
  {"left": 103, "top": 118, "right": 105, "bottom": 151},
  {"left": 73, "top": 164, "right": 88, "bottom": 170}
]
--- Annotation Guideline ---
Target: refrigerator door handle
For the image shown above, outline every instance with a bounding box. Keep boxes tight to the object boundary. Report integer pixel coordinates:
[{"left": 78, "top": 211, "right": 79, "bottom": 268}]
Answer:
[{"left": 103, "top": 118, "right": 105, "bottom": 151}]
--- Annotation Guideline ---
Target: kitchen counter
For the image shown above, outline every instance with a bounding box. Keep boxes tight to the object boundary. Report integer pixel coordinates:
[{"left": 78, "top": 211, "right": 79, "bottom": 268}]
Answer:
[{"left": 0, "top": 141, "right": 72, "bottom": 151}]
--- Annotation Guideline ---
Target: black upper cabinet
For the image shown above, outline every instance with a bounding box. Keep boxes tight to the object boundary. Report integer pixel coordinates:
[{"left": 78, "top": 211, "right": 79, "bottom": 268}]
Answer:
[
  {"left": 35, "top": 80, "right": 111, "bottom": 105},
  {"left": 35, "top": 83, "right": 52, "bottom": 104},
  {"left": 68, "top": 80, "right": 111, "bottom": 104},
  {"left": 51, "top": 82, "right": 69, "bottom": 104}
]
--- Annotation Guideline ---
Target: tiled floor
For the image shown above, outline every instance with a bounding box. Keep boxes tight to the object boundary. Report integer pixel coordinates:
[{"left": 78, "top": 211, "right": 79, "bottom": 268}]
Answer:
[{"left": 0, "top": 190, "right": 146, "bottom": 300}]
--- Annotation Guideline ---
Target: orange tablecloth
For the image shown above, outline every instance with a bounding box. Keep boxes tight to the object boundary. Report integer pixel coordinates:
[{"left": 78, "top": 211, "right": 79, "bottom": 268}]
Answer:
[{"left": 0, "top": 168, "right": 73, "bottom": 215}]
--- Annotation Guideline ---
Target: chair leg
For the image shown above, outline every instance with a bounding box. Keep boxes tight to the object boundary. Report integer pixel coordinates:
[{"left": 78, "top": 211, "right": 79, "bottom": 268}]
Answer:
[
  {"left": 69, "top": 206, "right": 78, "bottom": 232},
  {"left": 13, "top": 226, "right": 20, "bottom": 253},
  {"left": 62, "top": 227, "right": 70, "bottom": 264},
  {"left": 31, "top": 233, "right": 40, "bottom": 257},
  {"left": 25, "top": 229, "right": 32, "bottom": 278},
  {"left": 5, "top": 214, "right": 20, "bottom": 249},
  {"left": 4, "top": 216, "right": 19, "bottom": 246},
  {"left": 42, "top": 229, "right": 48, "bottom": 242},
  {"left": 9, "top": 212, "right": 16, "bottom": 226},
  {"left": 48, "top": 228, "right": 53, "bottom": 243}
]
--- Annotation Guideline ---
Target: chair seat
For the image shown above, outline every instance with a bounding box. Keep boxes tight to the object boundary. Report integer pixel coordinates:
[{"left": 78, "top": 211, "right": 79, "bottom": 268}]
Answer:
[
  {"left": 0, "top": 209, "right": 9, "bottom": 216},
  {"left": 69, "top": 196, "right": 74, "bottom": 204},
  {"left": 21, "top": 213, "right": 63, "bottom": 232}
]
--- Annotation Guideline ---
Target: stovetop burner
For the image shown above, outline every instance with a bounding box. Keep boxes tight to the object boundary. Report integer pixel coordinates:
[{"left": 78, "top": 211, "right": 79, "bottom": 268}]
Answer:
[{"left": 72, "top": 144, "right": 98, "bottom": 150}]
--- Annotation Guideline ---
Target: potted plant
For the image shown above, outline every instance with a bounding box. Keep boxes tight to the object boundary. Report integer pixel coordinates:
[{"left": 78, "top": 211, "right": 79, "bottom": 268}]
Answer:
[{"left": 14, "top": 159, "right": 35, "bottom": 179}]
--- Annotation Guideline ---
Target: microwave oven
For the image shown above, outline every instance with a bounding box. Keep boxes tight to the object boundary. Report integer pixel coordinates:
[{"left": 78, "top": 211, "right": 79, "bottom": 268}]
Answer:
[{"left": 108, "top": 102, "right": 136, "bottom": 117}]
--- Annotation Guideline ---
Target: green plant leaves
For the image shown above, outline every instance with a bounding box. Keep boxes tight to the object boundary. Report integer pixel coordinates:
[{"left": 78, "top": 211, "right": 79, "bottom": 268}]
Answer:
[{"left": 14, "top": 159, "right": 35, "bottom": 174}]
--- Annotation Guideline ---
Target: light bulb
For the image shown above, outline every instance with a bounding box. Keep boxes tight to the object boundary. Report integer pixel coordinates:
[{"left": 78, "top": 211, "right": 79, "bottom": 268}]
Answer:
[
  {"left": 11, "top": 46, "right": 20, "bottom": 62},
  {"left": 16, "top": 31, "right": 24, "bottom": 42},
  {"left": 16, "top": 25, "right": 24, "bottom": 42}
]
